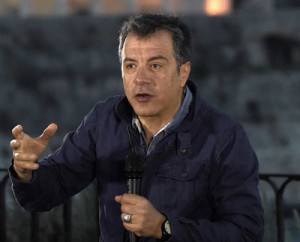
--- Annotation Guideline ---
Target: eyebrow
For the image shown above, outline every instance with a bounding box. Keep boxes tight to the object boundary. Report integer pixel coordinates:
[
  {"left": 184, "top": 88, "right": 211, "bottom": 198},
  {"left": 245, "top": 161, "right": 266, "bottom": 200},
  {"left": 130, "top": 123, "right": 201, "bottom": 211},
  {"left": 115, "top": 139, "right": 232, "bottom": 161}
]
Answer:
[
  {"left": 148, "top": 55, "right": 168, "bottom": 62},
  {"left": 123, "top": 55, "right": 168, "bottom": 63}
]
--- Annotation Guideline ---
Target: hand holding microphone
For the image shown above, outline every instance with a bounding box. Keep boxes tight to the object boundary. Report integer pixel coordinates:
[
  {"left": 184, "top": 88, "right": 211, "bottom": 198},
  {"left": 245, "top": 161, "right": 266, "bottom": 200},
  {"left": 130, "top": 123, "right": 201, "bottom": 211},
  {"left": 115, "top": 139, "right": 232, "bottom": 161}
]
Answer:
[
  {"left": 123, "top": 150, "right": 143, "bottom": 242},
  {"left": 115, "top": 150, "right": 166, "bottom": 241}
]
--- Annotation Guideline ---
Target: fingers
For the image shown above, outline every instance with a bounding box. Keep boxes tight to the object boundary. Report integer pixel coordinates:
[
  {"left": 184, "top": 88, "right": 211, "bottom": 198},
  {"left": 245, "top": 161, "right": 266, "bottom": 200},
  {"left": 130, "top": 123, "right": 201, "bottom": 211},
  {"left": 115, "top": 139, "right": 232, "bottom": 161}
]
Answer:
[
  {"left": 14, "top": 160, "right": 39, "bottom": 172},
  {"left": 10, "top": 139, "right": 20, "bottom": 149},
  {"left": 10, "top": 123, "right": 58, "bottom": 181},
  {"left": 13, "top": 161, "right": 37, "bottom": 181},
  {"left": 11, "top": 123, "right": 58, "bottom": 145},
  {"left": 13, "top": 151, "right": 39, "bottom": 171},
  {"left": 39, "top": 123, "right": 58, "bottom": 144},
  {"left": 13, "top": 152, "right": 37, "bottom": 162},
  {"left": 12, "top": 124, "right": 25, "bottom": 139},
  {"left": 115, "top": 194, "right": 146, "bottom": 217},
  {"left": 13, "top": 152, "right": 39, "bottom": 181},
  {"left": 115, "top": 195, "right": 122, "bottom": 203},
  {"left": 115, "top": 194, "right": 164, "bottom": 238},
  {"left": 13, "top": 151, "right": 39, "bottom": 181},
  {"left": 115, "top": 193, "right": 143, "bottom": 205},
  {"left": 115, "top": 194, "right": 142, "bottom": 222}
]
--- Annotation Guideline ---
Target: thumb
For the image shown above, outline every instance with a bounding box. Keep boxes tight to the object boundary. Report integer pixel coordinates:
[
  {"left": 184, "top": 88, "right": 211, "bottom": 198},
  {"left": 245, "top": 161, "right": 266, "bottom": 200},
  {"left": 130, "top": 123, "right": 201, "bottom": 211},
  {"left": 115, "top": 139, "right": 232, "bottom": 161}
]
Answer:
[
  {"left": 38, "top": 123, "right": 58, "bottom": 145},
  {"left": 115, "top": 195, "right": 124, "bottom": 204}
]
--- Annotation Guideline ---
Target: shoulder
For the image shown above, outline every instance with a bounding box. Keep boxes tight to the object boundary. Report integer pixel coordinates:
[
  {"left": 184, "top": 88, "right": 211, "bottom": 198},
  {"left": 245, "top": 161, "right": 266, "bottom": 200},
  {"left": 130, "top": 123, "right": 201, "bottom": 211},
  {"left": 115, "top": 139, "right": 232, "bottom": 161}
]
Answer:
[
  {"left": 187, "top": 80, "right": 241, "bottom": 137},
  {"left": 193, "top": 95, "right": 246, "bottom": 151},
  {"left": 81, "top": 95, "right": 125, "bottom": 129},
  {"left": 93, "top": 95, "right": 124, "bottom": 113},
  {"left": 202, "top": 100, "right": 241, "bottom": 133}
]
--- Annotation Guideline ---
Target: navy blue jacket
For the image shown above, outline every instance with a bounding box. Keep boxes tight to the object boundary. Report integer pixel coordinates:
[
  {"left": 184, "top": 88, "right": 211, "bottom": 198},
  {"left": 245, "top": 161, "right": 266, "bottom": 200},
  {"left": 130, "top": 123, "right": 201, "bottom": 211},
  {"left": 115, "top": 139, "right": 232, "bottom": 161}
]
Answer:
[{"left": 10, "top": 81, "right": 264, "bottom": 241}]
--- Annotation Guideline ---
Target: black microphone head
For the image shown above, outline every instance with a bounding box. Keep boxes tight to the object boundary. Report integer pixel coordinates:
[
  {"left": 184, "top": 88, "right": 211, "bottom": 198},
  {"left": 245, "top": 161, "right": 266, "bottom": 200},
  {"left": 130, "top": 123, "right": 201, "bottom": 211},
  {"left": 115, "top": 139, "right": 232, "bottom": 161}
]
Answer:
[{"left": 124, "top": 150, "right": 143, "bottom": 179}]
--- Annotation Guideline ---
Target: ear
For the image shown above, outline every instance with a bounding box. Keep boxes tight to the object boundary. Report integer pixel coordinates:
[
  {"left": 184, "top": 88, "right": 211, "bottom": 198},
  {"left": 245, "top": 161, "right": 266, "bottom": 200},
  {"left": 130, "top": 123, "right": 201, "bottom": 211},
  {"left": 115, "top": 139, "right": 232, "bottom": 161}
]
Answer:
[{"left": 179, "top": 62, "right": 191, "bottom": 87}]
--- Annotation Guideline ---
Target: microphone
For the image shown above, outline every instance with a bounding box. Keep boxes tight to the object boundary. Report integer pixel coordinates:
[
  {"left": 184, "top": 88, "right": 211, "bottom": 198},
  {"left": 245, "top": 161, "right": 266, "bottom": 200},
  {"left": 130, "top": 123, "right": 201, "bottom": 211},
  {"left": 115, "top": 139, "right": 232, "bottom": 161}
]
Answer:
[
  {"left": 124, "top": 150, "right": 143, "bottom": 242},
  {"left": 125, "top": 150, "right": 143, "bottom": 195}
]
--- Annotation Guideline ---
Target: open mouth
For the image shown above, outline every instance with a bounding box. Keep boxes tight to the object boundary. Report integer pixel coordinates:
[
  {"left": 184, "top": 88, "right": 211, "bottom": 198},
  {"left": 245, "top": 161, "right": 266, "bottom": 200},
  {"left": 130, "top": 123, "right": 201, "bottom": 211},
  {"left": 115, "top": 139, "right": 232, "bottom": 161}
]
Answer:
[{"left": 135, "top": 93, "right": 152, "bottom": 102}]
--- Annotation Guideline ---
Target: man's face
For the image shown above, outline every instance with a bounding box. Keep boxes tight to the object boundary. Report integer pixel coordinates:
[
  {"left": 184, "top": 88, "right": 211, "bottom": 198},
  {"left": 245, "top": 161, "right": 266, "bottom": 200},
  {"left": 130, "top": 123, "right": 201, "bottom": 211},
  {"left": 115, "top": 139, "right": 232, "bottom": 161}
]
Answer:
[{"left": 121, "top": 30, "right": 191, "bottom": 123}]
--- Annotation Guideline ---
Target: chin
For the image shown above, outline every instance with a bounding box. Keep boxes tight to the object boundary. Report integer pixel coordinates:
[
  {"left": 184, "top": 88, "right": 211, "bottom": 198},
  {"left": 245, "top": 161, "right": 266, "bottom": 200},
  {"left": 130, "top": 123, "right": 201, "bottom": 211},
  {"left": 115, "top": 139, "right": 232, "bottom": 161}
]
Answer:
[
  {"left": 135, "top": 111, "right": 153, "bottom": 117},
  {"left": 131, "top": 101, "right": 159, "bottom": 118},
  {"left": 134, "top": 108, "right": 156, "bottom": 118}
]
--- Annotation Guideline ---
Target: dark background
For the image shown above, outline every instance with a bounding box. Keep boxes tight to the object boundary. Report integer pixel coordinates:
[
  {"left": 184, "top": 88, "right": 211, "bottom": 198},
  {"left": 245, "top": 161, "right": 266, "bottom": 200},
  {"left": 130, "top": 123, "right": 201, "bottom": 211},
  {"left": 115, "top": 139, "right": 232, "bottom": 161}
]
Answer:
[{"left": 1, "top": 5, "right": 300, "bottom": 242}]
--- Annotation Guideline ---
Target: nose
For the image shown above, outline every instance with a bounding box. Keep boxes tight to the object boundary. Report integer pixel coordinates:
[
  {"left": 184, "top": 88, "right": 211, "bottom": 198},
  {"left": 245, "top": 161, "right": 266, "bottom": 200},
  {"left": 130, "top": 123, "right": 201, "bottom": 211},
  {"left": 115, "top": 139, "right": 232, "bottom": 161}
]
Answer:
[{"left": 135, "top": 67, "right": 151, "bottom": 86}]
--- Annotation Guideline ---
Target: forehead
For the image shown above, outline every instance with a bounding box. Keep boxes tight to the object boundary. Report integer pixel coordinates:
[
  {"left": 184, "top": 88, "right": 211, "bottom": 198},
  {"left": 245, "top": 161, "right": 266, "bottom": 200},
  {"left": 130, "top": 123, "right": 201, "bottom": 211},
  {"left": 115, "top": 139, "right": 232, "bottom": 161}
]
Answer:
[{"left": 122, "top": 30, "right": 175, "bottom": 58}]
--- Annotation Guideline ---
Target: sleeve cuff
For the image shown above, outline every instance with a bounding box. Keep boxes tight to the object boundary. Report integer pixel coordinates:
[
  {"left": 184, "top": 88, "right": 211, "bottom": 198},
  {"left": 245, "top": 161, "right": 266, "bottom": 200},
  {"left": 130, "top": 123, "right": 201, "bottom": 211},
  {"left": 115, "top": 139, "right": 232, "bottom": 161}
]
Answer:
[{"left": 8, "top": 160, "right": 36, "bottom": 184}]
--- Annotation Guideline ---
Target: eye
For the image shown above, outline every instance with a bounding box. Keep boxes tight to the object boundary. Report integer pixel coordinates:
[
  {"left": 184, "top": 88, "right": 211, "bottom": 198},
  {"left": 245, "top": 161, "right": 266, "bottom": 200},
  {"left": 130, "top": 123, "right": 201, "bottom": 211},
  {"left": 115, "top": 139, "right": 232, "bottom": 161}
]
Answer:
[
  {"left": 151, "top": 63, "right": 162, "bottom": 70},
  {"left": 125, "top": 63, "right": 136, "bottom": 70}
]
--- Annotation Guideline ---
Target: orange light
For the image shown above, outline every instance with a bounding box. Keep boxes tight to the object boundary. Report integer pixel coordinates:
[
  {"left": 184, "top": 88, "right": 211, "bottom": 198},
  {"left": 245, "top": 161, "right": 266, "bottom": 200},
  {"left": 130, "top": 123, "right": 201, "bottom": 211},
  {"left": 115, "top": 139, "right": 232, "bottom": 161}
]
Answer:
[
  {"left": 138, "top": 0, "right": 161, "bottom": 12},
  {"left": 205, "top": 0, "right": 232, "bottom": 16}
]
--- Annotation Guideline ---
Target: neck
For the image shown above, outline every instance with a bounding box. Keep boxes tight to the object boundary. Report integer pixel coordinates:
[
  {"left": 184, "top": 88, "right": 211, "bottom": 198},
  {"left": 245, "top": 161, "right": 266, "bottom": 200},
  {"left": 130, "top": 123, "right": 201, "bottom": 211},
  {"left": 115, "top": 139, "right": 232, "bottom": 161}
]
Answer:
[
  {"left": 137, "top": 117, "right": 168, "bottom": 145},
  {"left": 138, "top": 87, "right": 186, "bottom": 145}
]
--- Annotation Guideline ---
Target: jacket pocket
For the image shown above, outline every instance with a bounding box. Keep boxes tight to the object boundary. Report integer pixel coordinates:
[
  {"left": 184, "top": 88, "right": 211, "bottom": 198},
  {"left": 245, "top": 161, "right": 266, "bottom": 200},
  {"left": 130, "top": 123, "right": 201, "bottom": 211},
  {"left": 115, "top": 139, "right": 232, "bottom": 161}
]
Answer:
[
  {"left": 156, "top": 156, "right": 209, "bottom": 181},
  {"left": 148, "top": 157, "right": 211, "bottom": 216}
]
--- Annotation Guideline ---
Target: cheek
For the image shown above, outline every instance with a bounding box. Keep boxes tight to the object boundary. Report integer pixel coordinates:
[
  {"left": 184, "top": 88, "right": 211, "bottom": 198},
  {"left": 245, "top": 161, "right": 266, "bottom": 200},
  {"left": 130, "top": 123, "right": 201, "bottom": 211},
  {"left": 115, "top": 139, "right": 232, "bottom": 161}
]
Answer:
[
  {"left": 122, "top": 81, "right": 129, "bottom": 98},
  {"left": 123, "top": 78, "right": 134, "bottom": 97},
  {"left": 123, "top": 72, "right": 134, "bottom": 84},
  {"left": 122, "top": 74, "right": 130, "bottom": 87},
  {"left": 162, "top": 75, "right": 182, "bottom": 92}
]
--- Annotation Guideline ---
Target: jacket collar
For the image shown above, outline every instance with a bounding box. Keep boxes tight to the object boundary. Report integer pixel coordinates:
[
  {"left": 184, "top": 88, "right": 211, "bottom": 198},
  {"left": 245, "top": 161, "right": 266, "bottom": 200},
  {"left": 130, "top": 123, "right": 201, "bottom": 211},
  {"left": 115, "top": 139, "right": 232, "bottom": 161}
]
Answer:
[{"left": 115, "top": 96, "right": 133, "bottom": 124}]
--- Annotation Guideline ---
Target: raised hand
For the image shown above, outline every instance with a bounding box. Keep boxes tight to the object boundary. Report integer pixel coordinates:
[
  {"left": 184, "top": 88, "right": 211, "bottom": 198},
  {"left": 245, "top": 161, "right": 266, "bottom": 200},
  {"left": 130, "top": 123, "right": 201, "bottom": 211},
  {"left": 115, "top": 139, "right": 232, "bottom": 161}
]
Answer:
[{"left": 10, "top": 123, "right": 58, "bottom": 181}]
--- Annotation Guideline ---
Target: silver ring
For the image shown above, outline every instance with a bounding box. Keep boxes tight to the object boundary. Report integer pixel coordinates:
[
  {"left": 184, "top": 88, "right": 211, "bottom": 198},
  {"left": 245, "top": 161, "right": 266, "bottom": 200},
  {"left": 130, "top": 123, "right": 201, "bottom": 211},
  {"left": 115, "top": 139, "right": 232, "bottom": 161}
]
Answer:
[{"left": 123, "top": 213, "right": 132, "bottom": 223}]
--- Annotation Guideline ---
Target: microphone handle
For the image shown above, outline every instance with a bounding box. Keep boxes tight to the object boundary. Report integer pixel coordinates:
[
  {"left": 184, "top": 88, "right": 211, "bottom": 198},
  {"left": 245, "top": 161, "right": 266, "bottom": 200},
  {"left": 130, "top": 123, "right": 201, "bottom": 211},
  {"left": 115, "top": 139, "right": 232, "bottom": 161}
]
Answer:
[
  {"left": 127, "top": 178, "right": 141, "bottom": 195},
  {"left": 126, "top": 178, "right": 141, "bottom": 242}
]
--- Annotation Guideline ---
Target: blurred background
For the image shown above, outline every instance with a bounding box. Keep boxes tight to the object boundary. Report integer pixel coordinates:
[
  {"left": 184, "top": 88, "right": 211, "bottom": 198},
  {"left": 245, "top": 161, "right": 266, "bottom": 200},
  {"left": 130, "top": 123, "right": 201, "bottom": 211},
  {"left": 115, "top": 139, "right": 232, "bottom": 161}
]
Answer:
[{"left": 0, "top": 0, "right": 300, "bottom": 241}]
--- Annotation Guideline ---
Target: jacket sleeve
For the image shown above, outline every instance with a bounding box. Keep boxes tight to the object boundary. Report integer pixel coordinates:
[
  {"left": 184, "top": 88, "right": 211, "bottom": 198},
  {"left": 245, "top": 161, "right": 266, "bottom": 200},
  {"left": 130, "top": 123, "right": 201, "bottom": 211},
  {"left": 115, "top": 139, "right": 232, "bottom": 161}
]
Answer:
[
  {"left": 165, "top": 127, "right": 264, "bottom": 242},
  {"left": 9, "top": 106, "right": 99, "bottom": 212}
]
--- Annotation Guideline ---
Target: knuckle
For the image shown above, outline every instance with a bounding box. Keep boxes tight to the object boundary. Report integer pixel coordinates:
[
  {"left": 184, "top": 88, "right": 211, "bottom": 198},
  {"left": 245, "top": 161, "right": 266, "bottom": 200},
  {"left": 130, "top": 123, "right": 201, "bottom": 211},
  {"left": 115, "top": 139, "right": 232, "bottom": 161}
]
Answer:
[
  {"left": 10, "top": 140, "right": 18, "bottom": 148},
  {"left": 139, "top": 216, "right": 147, "bottom": 225},
  {"left": 13, "top": 152, "right": 19, "bottom": 159},
  {"left": 123, "top": 204, "right": 130, "bottom": 210},
  {"left": 135, "top": 224, "right": 144, "bottom": 234},
  {"left": 31, "top": 154, "right": 38, "bottom": 161}
]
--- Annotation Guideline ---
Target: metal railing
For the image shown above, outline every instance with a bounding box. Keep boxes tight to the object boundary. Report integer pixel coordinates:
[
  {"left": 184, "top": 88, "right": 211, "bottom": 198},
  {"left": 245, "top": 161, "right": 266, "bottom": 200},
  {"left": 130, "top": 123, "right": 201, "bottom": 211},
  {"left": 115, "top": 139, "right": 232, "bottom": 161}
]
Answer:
[
  {"left": 1, "top": 168, "right": 300, "bottom": 242},
  {"left": 0, "top": 168, "right": 72, "bottom": 242},
  {"left": 259, "top": 173, "right": 300, "bottom": 242},
  {"left": 0, "top": 169, "right": 9, "bottom": 242}
]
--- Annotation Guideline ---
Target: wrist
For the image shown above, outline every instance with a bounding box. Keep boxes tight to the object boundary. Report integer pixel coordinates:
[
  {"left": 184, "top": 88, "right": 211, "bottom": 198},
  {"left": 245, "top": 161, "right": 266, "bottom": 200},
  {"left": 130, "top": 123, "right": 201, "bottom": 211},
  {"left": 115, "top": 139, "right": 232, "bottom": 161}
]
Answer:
[
  {"left": 154, "top": 214, "right": 166, "bottom": 239},
  {"left": 160, "top": 214, "right": 172, "bottom": 241},
  {"left": 13, "top": 164, "right": 33, "bottom": 182}
]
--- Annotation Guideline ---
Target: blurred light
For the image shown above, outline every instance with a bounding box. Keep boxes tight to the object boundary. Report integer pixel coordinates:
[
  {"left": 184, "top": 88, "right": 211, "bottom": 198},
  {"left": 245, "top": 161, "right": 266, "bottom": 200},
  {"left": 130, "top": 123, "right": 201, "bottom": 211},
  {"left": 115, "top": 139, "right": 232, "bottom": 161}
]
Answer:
[
  {"left": 138, "top": 0, "right": 161, "bottom": 12},
  {"left": 205, "top": 0, "right": 232, "bottom": 16}
]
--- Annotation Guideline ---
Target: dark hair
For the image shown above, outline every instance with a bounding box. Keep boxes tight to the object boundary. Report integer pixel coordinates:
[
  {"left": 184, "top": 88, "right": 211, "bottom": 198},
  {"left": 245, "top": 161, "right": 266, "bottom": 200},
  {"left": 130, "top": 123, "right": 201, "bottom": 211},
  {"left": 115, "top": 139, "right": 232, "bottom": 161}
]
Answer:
[{"left": 118, "top": 13, "right": 192, "bottom": 71}]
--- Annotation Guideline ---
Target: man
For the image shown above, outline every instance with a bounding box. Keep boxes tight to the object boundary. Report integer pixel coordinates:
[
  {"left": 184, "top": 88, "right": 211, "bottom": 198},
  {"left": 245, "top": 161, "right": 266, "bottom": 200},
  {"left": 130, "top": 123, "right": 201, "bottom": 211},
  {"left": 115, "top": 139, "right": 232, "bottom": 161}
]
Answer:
[{"left": 9, "top": 14, "right": 264, "bottom": 241}]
